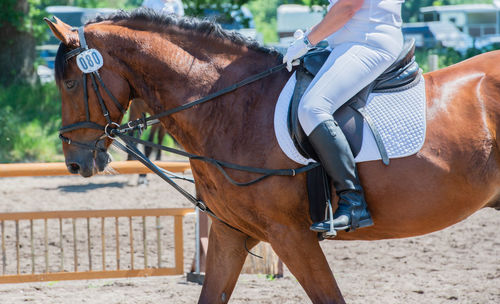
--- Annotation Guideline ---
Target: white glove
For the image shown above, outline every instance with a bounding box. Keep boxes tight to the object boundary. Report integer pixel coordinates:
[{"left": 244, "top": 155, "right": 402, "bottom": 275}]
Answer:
[{"left": 283, "top": 29, "right": 312, "bottom": 72}]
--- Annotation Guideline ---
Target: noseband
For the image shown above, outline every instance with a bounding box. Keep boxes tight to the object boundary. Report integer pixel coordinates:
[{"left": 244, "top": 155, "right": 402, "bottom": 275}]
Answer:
[{"left": 59, "top": 26, "right": 125, "bottom": 152}]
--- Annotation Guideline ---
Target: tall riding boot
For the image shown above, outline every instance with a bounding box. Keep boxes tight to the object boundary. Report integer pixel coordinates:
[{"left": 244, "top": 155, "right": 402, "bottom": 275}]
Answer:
[{"left": 308, "top": 119, "right": 373, "bottom": 232}]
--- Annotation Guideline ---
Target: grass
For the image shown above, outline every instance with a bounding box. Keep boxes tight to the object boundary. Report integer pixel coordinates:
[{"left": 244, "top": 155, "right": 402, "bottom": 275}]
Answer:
[
  {"left": 0, "top": 82, "right": 179, "bottom": 163},
  {"left": 0, "top": 82, "right": 62, "bottom": 163}
]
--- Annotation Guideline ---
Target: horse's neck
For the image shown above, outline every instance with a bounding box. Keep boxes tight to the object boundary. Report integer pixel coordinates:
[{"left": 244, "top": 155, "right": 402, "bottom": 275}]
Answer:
[{"left": 120, "top": 29, "right": 288, "bottom": 158}]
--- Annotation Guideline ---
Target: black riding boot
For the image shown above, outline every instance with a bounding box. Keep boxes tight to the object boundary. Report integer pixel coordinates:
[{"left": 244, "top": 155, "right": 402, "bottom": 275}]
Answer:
[{"left": 308, "top": 119, "right": 373, "bottom": 232}]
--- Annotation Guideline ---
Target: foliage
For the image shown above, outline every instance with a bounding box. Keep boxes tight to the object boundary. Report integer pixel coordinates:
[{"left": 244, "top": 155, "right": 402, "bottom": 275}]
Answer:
[
  {"left": 0, "top": 82, "right": 178, "bottom": 163},
  {"left": 1, "top": 1, "right": 67, "bottom": 43},
  {"left": 184, "top": 0, "right": 249, "bottom": 16},
  {"left": 247, "top": 0, "right": 279, "bottom": 43},
  {"left": 0, "top": 82, "right": 62, "bottom": 162},
  {"left": 415, "top": 43, "right": 500, "bottom": 73},
  {"left": 125, "top": 0, "right": 143, "bottom": 8},
  {"left": 0, "top": 1, "right": 24, "bottom": 31}
]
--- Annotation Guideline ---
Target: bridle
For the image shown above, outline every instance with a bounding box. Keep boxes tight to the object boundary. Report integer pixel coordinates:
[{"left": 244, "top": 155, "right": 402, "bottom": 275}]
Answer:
[
  {"left": 58, "top": 25, "right": 319, "bottom": 234},
  {"left": 58, "top": 26, "right": 126, "bottom": 153}
]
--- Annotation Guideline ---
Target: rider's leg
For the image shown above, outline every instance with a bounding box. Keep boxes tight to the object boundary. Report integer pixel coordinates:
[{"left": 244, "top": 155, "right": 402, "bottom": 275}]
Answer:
[{"left": 298, "top": 43, "right": 397, "bottom": 232}]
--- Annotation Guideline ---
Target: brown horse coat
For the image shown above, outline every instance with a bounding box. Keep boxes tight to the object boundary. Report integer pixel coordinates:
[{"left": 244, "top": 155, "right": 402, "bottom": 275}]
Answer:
[{"left": 46, "top": 11, "right": 499, "bottom": 304}]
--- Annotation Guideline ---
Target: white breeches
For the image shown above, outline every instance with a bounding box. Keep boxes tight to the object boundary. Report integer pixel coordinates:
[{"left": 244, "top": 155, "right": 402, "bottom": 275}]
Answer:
[{"left": 298, "top": 42, "right": 401, "bottom": 135}]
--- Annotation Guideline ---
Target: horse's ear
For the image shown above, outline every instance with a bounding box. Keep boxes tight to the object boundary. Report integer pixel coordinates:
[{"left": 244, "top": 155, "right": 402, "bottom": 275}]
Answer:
[{"left": 44, "top": 17, "right": 78, "bottom": 47}]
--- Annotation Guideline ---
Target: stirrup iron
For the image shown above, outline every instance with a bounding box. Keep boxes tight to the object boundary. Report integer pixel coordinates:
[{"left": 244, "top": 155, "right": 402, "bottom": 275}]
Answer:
[
  {"left": 309, "top": 198, "right": 338, "bottom": 237},
  {"left": 324, "top": 198, "right": 337, "bottom": 238}
]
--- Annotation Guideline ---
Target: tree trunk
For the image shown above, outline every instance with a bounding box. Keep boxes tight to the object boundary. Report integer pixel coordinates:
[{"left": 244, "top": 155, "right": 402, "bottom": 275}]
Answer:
[{"left": 0, "top": 0, "right": 37, "bottom": 86}]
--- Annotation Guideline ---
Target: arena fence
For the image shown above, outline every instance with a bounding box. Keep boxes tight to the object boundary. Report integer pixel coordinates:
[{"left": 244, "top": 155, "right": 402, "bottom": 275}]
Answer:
[
  {"left": 0, "top": 161, "right": 283, "bottom": 283},
  {"left": 0, "top": 161, "right": 191, "bottom": 177},
  {"left": 0, "top": 208, "right": 193, "bottom": 284}
]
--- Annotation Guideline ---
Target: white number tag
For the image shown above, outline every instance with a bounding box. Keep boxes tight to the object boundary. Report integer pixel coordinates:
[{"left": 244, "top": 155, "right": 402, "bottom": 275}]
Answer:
[{"left": 76, "top": 49, "right": 104, "bottom": 73}]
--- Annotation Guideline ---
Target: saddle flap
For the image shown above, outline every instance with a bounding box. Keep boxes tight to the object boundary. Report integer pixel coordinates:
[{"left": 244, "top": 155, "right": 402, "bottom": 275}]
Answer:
[
  {"left": 288, "top": 68, "right": 318, "bottom": 160},
  {"left": 302, "top": 48, "right": 331, "bottom": 76}
]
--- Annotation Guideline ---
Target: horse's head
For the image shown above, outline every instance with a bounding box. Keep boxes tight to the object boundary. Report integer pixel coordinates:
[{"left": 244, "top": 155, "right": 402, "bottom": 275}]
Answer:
[{"left": 45, "top": 17, "right": 131, "bottom": 177}]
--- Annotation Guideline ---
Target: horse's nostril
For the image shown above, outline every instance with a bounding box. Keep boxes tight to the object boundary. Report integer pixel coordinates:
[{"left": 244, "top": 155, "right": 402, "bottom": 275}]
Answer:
[{"left": 68, "top": 163, "right": 80, "bottom": 174}]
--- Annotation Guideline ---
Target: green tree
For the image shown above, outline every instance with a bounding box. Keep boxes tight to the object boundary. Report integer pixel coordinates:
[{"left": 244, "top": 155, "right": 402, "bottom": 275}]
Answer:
[
  {"left": 0, "top": 0, "right": 37, "bottom": 86},
  {"left": 402, "top": 0, "right": 435, "bottom": 22}
]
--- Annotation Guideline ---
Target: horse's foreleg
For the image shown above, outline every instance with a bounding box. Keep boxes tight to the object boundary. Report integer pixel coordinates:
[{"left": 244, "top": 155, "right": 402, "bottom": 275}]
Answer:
[
  {"left": 198, "top": 221, "right": 258, "bottom": 304},
  {"left": 269, "top": 228, "right": 345, "bottom": 304}
]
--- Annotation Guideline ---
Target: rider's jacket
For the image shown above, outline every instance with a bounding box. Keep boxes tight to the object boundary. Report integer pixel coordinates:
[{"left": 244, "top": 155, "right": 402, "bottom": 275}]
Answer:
[{"left": 326, "top": 0, "right": 404, "bottom": 55}]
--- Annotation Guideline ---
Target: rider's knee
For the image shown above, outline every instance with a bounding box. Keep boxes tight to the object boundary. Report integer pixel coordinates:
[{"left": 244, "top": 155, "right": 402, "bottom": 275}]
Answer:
[{"left": 298, "top": 95, "right": 333, "bottom": 135}]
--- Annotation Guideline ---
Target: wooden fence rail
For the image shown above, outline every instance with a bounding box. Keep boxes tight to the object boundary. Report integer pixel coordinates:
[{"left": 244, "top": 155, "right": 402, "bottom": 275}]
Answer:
[
  {"left": 0, "top": 161, "right": 190, "bottom": 177},
  {"left": 0, "top": 208, "right": 193, "bottom": 284}
]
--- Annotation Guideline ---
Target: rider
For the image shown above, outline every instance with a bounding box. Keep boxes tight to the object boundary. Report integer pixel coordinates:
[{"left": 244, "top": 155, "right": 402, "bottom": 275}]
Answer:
[{"left": 283, "top": 0, "right": 404, "bottom": 232}]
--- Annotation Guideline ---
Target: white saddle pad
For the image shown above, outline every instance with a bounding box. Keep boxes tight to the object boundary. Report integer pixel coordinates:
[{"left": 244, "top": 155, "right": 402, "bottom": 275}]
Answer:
[{"left": 274, "top": 73, "right": 427, "bottom": 165}]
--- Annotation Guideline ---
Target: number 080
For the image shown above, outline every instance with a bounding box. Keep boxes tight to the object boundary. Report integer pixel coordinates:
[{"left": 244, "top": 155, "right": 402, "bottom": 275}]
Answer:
[{"left": 77, "top": 49, "right": 104, "bottom": 73}]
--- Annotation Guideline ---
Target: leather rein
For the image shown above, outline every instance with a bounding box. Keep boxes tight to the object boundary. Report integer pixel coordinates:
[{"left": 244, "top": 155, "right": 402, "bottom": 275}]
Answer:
[{"left": 59, "top": 26, "right": 319, "bottom": 223}]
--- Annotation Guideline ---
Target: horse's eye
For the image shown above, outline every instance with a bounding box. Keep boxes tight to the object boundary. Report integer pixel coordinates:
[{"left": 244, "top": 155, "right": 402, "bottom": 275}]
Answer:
[{"left": 65, "top": 80, "right": 77, "bottom": 89}]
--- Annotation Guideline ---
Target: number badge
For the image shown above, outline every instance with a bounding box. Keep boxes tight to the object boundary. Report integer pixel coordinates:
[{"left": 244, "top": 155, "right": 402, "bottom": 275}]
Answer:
[{"left": 76, "top": 49, "right": 104, "bottom": 73}]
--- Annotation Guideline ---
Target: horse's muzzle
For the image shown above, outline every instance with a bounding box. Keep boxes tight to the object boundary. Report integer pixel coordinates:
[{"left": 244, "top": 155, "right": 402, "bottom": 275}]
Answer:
[{"left": 65, "top": 147, "right": 110, "bottom": 177}]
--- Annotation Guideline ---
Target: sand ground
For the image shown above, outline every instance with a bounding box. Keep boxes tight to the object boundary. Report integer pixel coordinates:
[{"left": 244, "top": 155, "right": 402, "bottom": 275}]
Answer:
[{"left": 0, "top": 173, "right": 499, "bottom": 304}]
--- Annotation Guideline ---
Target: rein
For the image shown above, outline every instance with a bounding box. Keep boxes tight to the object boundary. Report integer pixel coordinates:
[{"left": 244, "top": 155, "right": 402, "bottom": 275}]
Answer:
[
  {"left": 117, "top": 63, "right": 289, "bottom": 132},
  {"left": 117, "top": 133, "right": 317, "bottom": 186},
  {"left": 59, "top": 26, "right": 319, "bottom": 228}
]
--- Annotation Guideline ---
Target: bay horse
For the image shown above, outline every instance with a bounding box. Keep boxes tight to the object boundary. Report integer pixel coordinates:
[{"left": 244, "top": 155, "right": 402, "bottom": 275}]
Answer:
[{"left": 45, "top": 10, "right": 500, "bottom": 304}]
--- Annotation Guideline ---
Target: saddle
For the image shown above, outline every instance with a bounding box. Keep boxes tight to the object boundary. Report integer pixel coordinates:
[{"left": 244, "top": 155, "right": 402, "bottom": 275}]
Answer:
[
  {"left": 289, "top": 39, "right": 421, "bottom": 229},
  {"left": 288, "top": 38, "right": 420, "bottom": 166}
]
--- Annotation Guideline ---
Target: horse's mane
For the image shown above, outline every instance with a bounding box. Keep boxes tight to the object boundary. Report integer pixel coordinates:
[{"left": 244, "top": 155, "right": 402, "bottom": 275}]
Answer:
[
  {"left": 55, "top": 8, "right": 281, "bottom": 82},
  {"left": 87, "top": 8, "right": 279, "bottom": 56}
]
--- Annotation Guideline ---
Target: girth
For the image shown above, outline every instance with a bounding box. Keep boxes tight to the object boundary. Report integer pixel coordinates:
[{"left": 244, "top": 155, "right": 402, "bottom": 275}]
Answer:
[{"left": 288, "top": 38, "right": 421, "bottom": 166}]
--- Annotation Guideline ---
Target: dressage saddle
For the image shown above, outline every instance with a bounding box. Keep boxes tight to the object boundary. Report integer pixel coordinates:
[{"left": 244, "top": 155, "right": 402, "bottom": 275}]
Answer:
[{"left": 288, "top": 38, "right": 420, "bottom": 163}]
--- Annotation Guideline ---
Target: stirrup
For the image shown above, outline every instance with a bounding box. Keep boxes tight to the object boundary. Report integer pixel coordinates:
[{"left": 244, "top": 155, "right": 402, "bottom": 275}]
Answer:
[
  {"left": 309, "top": 198, "right": 337, "bottom": 237},
  {"left": 310, "top": 216, "right": 373, "bottom": 234}
]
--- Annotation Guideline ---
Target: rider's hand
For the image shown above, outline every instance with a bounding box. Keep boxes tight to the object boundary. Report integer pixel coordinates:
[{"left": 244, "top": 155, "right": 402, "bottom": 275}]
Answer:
[{"left": 283, "top": 30, "right": 312, "bottom": 72}]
